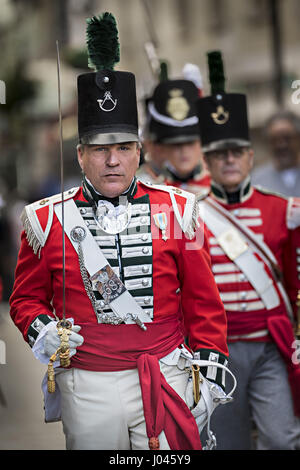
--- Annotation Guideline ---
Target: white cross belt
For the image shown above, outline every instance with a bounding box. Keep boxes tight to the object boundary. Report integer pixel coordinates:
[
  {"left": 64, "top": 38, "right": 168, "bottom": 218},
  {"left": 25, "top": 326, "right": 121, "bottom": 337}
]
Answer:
[{"left": 55, "top": 199, "right": 152, "bottom": 327}]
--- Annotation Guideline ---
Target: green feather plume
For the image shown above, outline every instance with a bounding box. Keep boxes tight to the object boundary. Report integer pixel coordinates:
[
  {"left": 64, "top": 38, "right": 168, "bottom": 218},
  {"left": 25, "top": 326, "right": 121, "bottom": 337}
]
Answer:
[
  {"left": 159, "top": 61, "right": 169, "bottom": 82},
  {"left": 207, "top": 50, "right": 226, "bottom": 95},
  {"left": 86, "top": 12, "right": 120, "bottom": 71}
]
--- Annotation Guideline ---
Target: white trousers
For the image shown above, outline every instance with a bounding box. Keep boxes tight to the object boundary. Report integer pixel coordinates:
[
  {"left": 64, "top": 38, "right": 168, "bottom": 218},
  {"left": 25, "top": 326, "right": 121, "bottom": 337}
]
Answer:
[{"left": 56, "top": 361, "right": 190, "bottom": 450}]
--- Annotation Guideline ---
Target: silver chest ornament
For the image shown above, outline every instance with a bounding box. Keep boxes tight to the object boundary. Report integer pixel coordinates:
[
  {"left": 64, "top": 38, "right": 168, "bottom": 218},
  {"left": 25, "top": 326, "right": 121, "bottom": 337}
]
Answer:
[{"left": 94, "top": 200, "right": 132, "bottom": 234}]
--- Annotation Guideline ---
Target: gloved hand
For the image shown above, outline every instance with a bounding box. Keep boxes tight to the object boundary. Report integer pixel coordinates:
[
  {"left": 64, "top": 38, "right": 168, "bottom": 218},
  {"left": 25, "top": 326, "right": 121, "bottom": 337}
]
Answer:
[{"left": 44, "top": 321, "right": 84, "bottom": 358}]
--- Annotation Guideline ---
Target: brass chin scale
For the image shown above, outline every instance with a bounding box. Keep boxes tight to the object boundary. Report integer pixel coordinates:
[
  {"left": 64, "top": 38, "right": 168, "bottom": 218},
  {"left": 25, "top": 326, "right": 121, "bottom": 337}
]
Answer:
[{"left": 47, "top": 40, "right": 72, "bottom": 394}]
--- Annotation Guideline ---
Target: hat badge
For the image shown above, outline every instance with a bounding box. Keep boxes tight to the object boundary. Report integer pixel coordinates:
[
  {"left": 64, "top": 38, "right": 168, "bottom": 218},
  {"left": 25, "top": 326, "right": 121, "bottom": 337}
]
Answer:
[
  {"left": 211, "top": 105, "right": 229, "bottom": 125},
  {"left": 97, "top": 77, "right": 118, "bottom": 112},
  {"left": 166, "top": 88, "right": 190, "bottom": 121}
]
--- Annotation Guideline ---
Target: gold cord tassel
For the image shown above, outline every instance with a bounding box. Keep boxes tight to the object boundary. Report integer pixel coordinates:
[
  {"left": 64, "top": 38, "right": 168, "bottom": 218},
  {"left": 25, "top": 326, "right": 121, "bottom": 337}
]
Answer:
[
  {"left": 47, "top": 320, "right": 72, "bottom": 393},
  {"left": 57, "top": 321, "right": 72, "bottom": 368},
  {"left": 47, "top": 352, "right": 59, "bottom": 393}
]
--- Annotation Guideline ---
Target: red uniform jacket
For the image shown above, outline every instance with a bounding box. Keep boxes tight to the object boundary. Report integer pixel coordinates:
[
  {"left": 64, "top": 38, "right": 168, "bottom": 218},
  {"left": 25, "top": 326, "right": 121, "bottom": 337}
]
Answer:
[
  {"left": 202, "top": 185, "right": 300, "bottom": 341},
  {"left": 164, "top": 166, "right": 211, "bottom": 195},
  {"left": 10, "top": 181, "right": 228, "bottom": 384},
  {"left": 200, "top": 182, "right": 300, "bottom": 415}
]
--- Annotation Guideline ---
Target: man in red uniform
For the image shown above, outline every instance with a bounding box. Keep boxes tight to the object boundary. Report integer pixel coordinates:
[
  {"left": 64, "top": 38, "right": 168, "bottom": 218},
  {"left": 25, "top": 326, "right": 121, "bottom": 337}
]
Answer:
[
  {"left": 196, "top": 50, "right": 300, "bottom": 449},
  {"left": 9, "top": 16, "right": 231, "bottom": 450},
  {"left": 137, "top": 65, "right": 210, "bottom": 195}
]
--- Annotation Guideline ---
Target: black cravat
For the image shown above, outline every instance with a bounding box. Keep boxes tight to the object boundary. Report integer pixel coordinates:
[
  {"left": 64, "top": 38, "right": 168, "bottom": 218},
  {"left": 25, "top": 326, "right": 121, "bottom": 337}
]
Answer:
[{"left": 82, "top": 176, "right": 137, "bottom": 208}]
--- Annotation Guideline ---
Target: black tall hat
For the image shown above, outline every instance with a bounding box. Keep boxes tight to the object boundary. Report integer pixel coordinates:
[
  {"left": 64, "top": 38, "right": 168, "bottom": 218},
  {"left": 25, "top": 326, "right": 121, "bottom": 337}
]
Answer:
[
  {"left": 77, "top": 13, "right": 139, "bottom": 145},
  {"left": 146, "top": 61, "right": 201, "bottom": 144},
  {"left": 196, "top": 51, "right": 251, "bottom": 152}
]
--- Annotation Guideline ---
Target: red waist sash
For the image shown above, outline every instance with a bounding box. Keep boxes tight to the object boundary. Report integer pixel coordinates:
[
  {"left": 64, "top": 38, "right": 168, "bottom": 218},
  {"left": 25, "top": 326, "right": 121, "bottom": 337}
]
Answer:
[
  {"left": 70, "top": 315, "right": 202, "bottom": 450},
  {"left": 226, "top": 305, "right": 282, "bottom": 338}
]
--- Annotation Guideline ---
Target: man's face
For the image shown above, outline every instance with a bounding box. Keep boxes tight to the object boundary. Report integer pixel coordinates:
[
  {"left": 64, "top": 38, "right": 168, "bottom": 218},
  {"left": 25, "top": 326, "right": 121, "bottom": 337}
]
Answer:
[
  {"left": 163, "top": 140, "right": 203, "bottom": 177},
  {"left": 204, "top": 147, "right": 254, "bottom": 192},
  {"left": 266, "top": 119, "right": 300, "bottom": 170},
  {"left": 77, "top": 142, "right": 140, "bottom": 198},
  {"left": 142, "top": 140, "right": 169, "bottom": 169}
]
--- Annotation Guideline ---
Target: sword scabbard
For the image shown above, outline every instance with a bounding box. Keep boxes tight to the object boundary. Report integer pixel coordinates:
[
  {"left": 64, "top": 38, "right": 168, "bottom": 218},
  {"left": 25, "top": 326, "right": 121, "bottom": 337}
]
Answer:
[{"left": 192, "top": 364, "right": 202, "bottom": 405}]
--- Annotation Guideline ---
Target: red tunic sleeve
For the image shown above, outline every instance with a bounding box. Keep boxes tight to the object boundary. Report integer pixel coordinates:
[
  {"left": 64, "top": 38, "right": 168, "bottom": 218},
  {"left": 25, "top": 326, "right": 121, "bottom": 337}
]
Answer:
[
  {"left": 9, "top": 230, "right": 55, "bottom": 343},
  {"left": 177, "top": 223, "right": 228, "bottom": 357}
]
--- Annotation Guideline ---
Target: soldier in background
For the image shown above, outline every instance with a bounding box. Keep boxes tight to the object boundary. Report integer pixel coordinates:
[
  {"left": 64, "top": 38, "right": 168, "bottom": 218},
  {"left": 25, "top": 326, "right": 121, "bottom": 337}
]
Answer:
[
  {"left": 196, "top": 51, "right": 300, "bottom": 450},
  {"left": 137, "top": 64, "right": 210, "bottom": 195}
]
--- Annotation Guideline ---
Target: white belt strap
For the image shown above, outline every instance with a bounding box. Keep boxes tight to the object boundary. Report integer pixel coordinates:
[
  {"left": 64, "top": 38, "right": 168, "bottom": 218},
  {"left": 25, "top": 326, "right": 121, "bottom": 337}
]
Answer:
[
  {"left": 200, "top": 200, "right": 280, "bottom": 310},
  {"left": 55, "top": 200, "right": 152, "bottom": 326},
  {"left": 185, "top": 355, "right": 237, "bottom": 451},
  {"left": 198, "top": 361, "right": 236, "bottom": 451}
]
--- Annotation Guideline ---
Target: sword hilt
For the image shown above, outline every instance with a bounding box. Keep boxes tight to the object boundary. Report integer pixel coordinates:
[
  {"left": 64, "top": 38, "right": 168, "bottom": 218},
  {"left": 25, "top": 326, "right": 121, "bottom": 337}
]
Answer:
[
  {"left": 57, "top": 319, "right": 72, "bottom": 330},
  {"left": 47, "top": 320, "right": 72, "bottom": 393}
]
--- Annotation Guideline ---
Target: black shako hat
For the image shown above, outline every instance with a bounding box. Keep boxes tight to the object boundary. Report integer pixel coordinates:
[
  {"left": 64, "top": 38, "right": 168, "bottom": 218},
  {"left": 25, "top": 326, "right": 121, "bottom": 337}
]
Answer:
[
  {"left": 196, "top": 51, "right": 251, "bottom": 153},
  {"left": 147, "top": 75, "right": 201, "bottom": 144},
  {"left": 77, "top": 12, "right": 139, "bottom": 145}
]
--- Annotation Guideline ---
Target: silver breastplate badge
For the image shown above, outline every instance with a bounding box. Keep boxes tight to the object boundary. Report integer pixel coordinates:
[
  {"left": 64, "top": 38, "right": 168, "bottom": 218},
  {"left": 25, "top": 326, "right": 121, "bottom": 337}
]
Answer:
[{"left": 94, "top": 200, "right": 132, "bottom": 234}]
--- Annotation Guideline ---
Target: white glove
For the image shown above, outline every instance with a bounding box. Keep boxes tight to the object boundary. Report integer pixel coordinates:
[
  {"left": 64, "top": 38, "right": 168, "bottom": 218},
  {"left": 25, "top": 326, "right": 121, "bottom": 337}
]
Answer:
[{"left": 44, "top": 321, "right": 84, "bottom": 358}]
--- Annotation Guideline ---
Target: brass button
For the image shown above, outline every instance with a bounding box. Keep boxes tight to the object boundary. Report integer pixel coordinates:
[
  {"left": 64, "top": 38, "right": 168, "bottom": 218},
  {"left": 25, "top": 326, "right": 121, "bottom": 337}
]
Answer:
[{"left": 39, "top": 199, "right": 49, "bottom": 205}]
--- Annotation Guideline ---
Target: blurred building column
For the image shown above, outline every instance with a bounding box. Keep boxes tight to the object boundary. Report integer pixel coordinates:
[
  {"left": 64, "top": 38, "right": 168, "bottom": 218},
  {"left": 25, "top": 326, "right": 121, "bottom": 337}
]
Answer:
[{"left": 268, "top": 0, "right": 284, "bottom": 107}]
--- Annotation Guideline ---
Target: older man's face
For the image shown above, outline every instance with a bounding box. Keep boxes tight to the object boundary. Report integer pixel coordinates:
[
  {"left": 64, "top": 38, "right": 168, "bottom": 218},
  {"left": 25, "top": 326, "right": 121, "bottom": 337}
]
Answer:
[
  {"left": 77, "top": 142, "right": 140, "bottom": 198},
  {"left": 204, "top": 147, "right": 254, "bottom": 192},
  {"left": 266, "top": 118, "right": 300, "bottom": 170}
]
